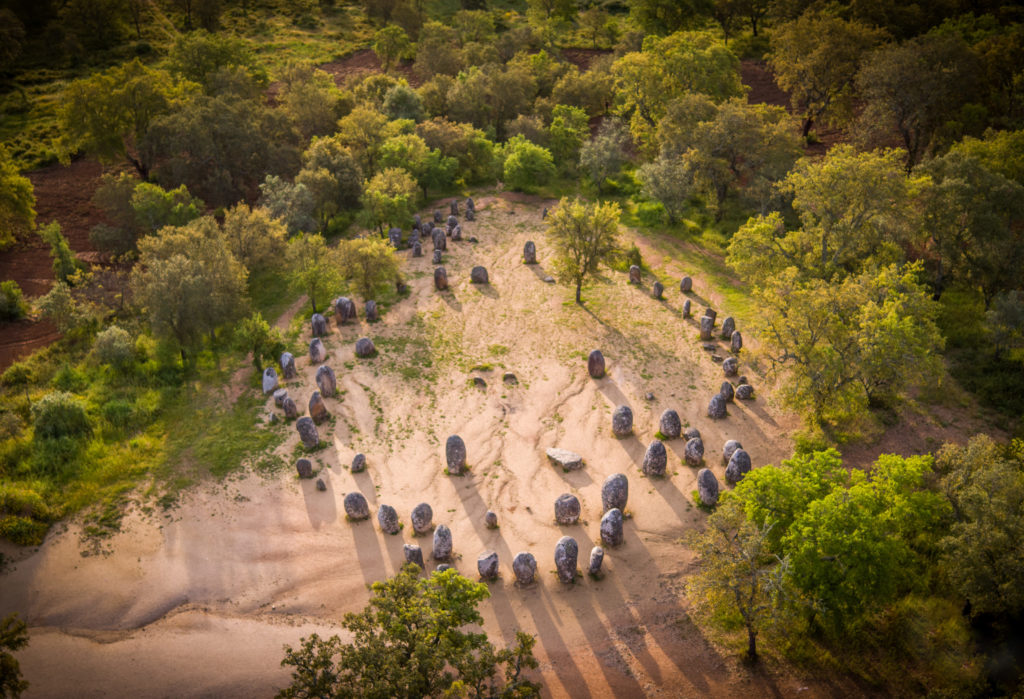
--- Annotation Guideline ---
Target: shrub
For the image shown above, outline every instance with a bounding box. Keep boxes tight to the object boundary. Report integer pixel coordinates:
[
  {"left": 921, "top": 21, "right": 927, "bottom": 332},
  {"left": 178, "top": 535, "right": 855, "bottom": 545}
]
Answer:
[
  {"left": 93, "top": 325, "right": 134, "bottom": 369},
  {"left": 0, "top": 281, "right": 28, "bottom": 321},
  {"left": 50, "top": 363, "right": 87, "bottom": 392},
  {"left": 32, "top": 391, "right": 92, "bottom": 441},
  {"left": 101, "top": 399, "right": 135, "bottom": 430},
  {"left": 501, "top": 136, "right": 555, "bottom": 193}
]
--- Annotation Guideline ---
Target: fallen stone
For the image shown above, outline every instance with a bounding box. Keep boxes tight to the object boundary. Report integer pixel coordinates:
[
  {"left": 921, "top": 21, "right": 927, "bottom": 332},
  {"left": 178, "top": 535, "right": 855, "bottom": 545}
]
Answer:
[
  {"left": 588, "top": 349, "right": 605, "bottom": 379},
  {"left": 708, "top": 393, "right": 727, "bottom": 419},
  {"left": 470, "top": 266, "right": 489, "bottom": 284},
  {"left": 684, "top": 437, "right": 704, "bottom": 467},
  {"left": 446, "top": 435, "right": 467, "bottom": 475},
  {"left": 377, "top": 504, "right": 400, "bottom": 535},
  {"left": 588, "top": 546, "right": 604, "bottom": 576},
  {"left": 280, "top": 352, "right": 297, "bottom": 379},
  {"left": 355, "top": 337, "right": 376, "bottom": 358},
  {"left": 262, "top": 367, "right": 278, "bottom": 394},
  {"left": 311, "top": 313, "right": 327, "bottom": 337},
  {"left": 309, "top": 338, "right": 327, "bottom": 364},
  {"left": 344, "top": 492, "right": 370, "bottom": 520},
  {"left": 697, "top": 468, "right": 720, "bottom": 506},
  {"left": 433, "top": 524, "right": 453, "bottom": 560},
  {"left": 642, "top": 440, "right": 667, "bottom": 477},
  {"left": 316, "top": 365, "right": 337, "bottom": 397},
  {"left": 723, "top": 440, "right": 743, "bottom": 464},
  {"left": 404, "top": 544, "right": 424, "bottom": 570},
  {"left": 659, "top": 409, "right": 682, "bottom": 439},
  {"left": 477, "top": 551, "right": 499, "bottom": 580},
  {"left": 726, "top": 449, "right": 752, "bottom": 484},
  {"left": 468, "top": 236, "right": 478, "bottom": 243},
  {"left": 612, "top": 405, "right": 634, "bottom": 438},
  {"left": 523, "top": 241, "right": 537, "bottom": 264},
  {"left": 503, "top": 372, "right": 518, "bottom": 385},
  {"left": 351, "top": 453, "right": 366, "bottom": 473},
  {"left": 513, "top": 551, "right": 536, "bottom": 585},
  {"left": 555, "top": 536, "right": 579, "bottom": 584},
  {"left": 736, "top": 384, "right": 755, "bottom": 400},
  {"left": 600, "top": 508, "right": 624, "bottom": 547},
  {"left": 296, "top": 417, "right": 319, "bottom": 449},
  {"left": 645, "top": 392, "right": 655, "bottom": 401},
  {"left": 411, "top": 503, "right": 433, "bottom": 534},
  {"left": 434, "top": 266, "right": 448, "bottom": 290},
  {"left": 472, "top": 376, "right": 486, "bottom": 389},
  {"left": 546, "top": 448, "right": 583, "bottom": 471},
  {"left": 295, "top": 458, "right": 313, "bottom": 479},
  {"left": 554, "top": 493, "right": 581, "bottom": 525},
  {"left": 543, "top": 276, "right": 554, "bottom": 283},
  {"left": 602, "top": 473, "right": 628, "bottom": 512}
]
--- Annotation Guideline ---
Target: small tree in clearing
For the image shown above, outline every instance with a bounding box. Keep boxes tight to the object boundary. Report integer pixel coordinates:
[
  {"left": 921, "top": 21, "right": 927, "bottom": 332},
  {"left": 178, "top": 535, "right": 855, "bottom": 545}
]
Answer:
[
  {"left": 285, "top": 233, "right": 343, "bottom": 314},
  {"left": 546, "top": 197, "right": 621, "bottom": 304},
  {"left": 337, "top": 236, "right": 400, "bottom": 301}
]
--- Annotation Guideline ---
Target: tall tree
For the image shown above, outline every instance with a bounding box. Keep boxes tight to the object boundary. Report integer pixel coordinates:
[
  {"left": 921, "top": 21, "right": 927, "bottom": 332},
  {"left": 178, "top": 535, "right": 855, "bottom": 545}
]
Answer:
[
  {"left": 360, "top": 168, "right": 418, "bottom": 234},
  {"left": 222, "top": 204, "right": 287, "bottom": 273},
  {"left": 296, "top": 136, "right": 364, "bottom": 232},
  {"left": 372, "top": 25, "right": 411, "bottom": 74},
  {"left": 0, "top": 145, "right": 35, "bottom": 251},
  {"left": 337, "top": 237, "right": 400, "bottom": 300},
  {"left": 285, "top": 233, "right": 343, "bottom": 313},
  {"left": 546, "top": 197, "right": 621, "bottom": 304}
]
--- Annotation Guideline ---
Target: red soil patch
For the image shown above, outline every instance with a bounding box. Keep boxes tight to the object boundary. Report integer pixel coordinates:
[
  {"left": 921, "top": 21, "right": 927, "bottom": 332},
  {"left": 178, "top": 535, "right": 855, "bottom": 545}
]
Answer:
[
  {"left": 319, "top": 49, "right": 422, "bottom": 88},
  {"left": 0, "top": 158, "right": 105, "bottom": 371}
]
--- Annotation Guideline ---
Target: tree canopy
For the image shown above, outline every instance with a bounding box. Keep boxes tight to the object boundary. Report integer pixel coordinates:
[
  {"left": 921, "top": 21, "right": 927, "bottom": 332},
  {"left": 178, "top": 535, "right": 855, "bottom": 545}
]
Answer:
[{"left": 546, "top": 197, "right": 621, "bottom": 304}]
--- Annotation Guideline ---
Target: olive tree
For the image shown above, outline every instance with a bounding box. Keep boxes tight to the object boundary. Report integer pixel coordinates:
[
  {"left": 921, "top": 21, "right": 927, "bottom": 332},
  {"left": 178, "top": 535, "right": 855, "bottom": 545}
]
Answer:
[{"left": 546, "top": 197, "right": 621, "bottom": 304}]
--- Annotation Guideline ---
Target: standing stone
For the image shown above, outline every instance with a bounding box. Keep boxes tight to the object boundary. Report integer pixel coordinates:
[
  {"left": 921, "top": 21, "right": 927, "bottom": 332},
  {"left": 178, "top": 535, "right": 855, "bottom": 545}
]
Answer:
[
  {"left": 355, "top": 337, "right": 376, "bottom": 357},
  {"left": 722, "top": 357, "right": 738, "bottom": 377},
  {"left": 316, "top": 365, "right": 337, "bottom": 397},
  {"left": 334, "top": 297, "right": 356, "bottom": 324},
  {"left": 432, "top": 249, "right": 443, "bottom": 264},
  {"left": 600, "top": 508, "right": 624, "bottom": 547},
  {"left": 262, "top": 367, "right": 278, "bottom": 394},
  {"left": 652, "top": 281, "right": 664, "bottom": 299},
  {"left": 423, "top": 221, "right": 433, "bottom": 235},
  {"left": 611, "top": 405, "right": 634, "bottom": 437},
  {"left": 316, "top": 478, "right": 326, "bottom": 491},
  {"left": 697, "top": 468, "right": 720, "bottom": 506},
  {"left": 413, "top": 214, "right": 421, "bottom": 229},
  {"left": 736, "top": 384, "right": 755, "bottom": 400},
  {"left": 720, "top": 380, "right": 735, "bottom": 403},
  {"left": 659, "top": 409, "right": 682, "bottom": 439},
  {"left": 513, "top": 552, "right": 537, "bottom": 585},
  {"left": 708, "top": 393, "right": 727, "bottom": 419},
  {"left": 699, "top": 316, "right": 714, "bottom": 341},
  {"left": 601, "top": 473, "right": 628, "bottom": 512},
  {"left": 344, "top": 492, "right": 370, "bottom": 520},
  {"left": 554, "top": 493, "right": 581, "bottom": 525},
  {"left": 447, "top": 214, "right": 458, "bottom": 233},
  {"left": 470, "top": 266, "right": 489, "bottom": 284},
  {"left": 412, "top": 241, "right": 423, "bottom": 257},
  {"left": 411, "top": 502, "right": 433, "bottom": 534},
  {"left": 477, "top": 551, "right": 499, "bottom": 580},
  {"left": 434, "top": 266, "right": 448, "bottom": 290},
  {"left": 396, "top": 279, "right": 408, "bottom": 295},
  {"left": 588, "top": 546, "right": 605, "bottom": 576},
  {"left": 684, "top": 437, "right": 704, "bottom": 467},
  {"left": 446, "top": 435, "right": 466, "bottom": 475},
  {"left": 295, "top": 458, "right": 314, "bottom": 479},
  {"left": 282, "top": 396, "right": 298, "bottom": 419},
  {"left": 404, "top": 544, "right": 425, "bottom": 570},
  {"left": 309, "top": 337, "right": 327, "bottom": 363},
  {"left": 450, "top": 200, "right": 459, "bottom": 216},
  {"left": 280, "top": 352, "right": 297, "bottom": 379},
  {"left": 555, "top": 536, "right": 579, "bottom": 584},
  {"left": 484, "top": 511, "right": 498, "bottom": 529},
  {"left": 465, "top": 197, "right": 474, "bottom": 212},
  {"left": 523, "top": 241, "right": 537, "bottom": 264},
  {"left": 726, "top": 449, "right": 752, "bottom": 484},
  {"left": 296, "top": 417, "right": 319, "bottom": 449},
  {"left": 452, "top": 224, "right": 462, "bottom": 241},
  {"left": 434, "top": 209, "right": 442, "bottom": 223},
  {"left": 680, "top": 276, "right": 693, "bottom": 292},
  {"left": 704, "top": 308, "right": 718, "bottom": 324},
  {"left": 308, "top": 391, "right": 329, "bottom": 424},
  {"left": 629, "top": 265, "right": 641, "bottom": 284},
  {"left": 720, "top": 317, "right": 736, "bottom": 340},
  {"left": 731, "top": 330, "right": 743, "bottom": 353},
  {"left": 388, "top": 227, "right": 401, "bottom": 248},
  {"left": 723, "top": 439, "right": 743, "bottom": 464},
  {"left": 351, "top": 453, "right": 366, "bottom": 473},
  {"left": 682, "top": 299, "right": 692, "bottom": 318},
  {"left": 377, "top": 504, "right": 400, "bottom": 535},
  {"left": 684, "top": 427, "right": 702, "bottom": 441},
  {"left": 311, "top": 313, "right": 327, "bottom": 337},
  {"left": 466, "top": 208, "right": 475, "bottom": 221},
  {"left": 642, "top": 440, "right": 668, "bottom": 477},
  {"left": 546, "top": 448, "right": 583, "bottom": 471},
  {"left": 433, "top": 524, "right": 453, "bottom": 560},
  {"left": 541, "top": 207, "right": 548, "bottom": 219},
  {"left": 587, "top": 349, "right": 606, "bottom": 379},
  {"left": 365, "top": 300, "right": 379, "bottom": 322},
  {"left": 273, "top": 388, "right": 289, "bottom": 407}
]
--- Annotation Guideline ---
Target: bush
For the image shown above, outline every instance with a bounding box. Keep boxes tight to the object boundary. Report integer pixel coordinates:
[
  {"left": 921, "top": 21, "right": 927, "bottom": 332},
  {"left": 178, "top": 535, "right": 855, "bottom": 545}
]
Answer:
[
  {"left": 0, "top": 281, "right": 28, "bottom": 321},
  {"left": 32, "top": 391, "right": 92, "bottom": 441},
  {"left": 501, "top": 136, "right": 555, "bottom": 193},
  {"left": 50, "top": 363, "right": 87, "bottom": 392},
  {"left": 0, "top": 515, "right": 49, "bottom": 546},
  {"left": 93, "top": 325, "right": 134, "bottom": 369},
  {"left": 101, "top": 399, "right": 135, "bottom": 431}
]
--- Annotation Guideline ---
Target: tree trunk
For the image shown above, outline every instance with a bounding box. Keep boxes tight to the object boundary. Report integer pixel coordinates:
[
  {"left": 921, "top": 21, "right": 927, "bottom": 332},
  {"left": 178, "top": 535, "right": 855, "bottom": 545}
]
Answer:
[
  {"left": 746, "top": 627, "right": 758, "bottom": 662},
  {"left": 802, "top": 116, "right": 814, "bottom": 139},
  {"left": 575, "top": 280, "right": 582, "bottom": 304}
]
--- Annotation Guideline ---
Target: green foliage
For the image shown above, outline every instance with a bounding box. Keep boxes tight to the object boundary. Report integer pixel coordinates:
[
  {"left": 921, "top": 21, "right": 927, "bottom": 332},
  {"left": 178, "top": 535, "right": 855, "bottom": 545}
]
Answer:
[
  {"left": 501, "top": 136, "right": 555, "bottom": 193},
  {"left": 629, "top": 0, "right": 711, "bottom": 35},
  {"left": 415, "top": 118, "right": 496, "bottom": 184},
  {"left": 0, "top": 613, "right": 29, "bottom": 698},
  {"left": 360, "top": 168, "right": 419, "bottom": 233},
  {"left": 547, "top": 105, "right": 588, "bottom": 173},
  {"left": 277, "top": 566, "right": 540, "bottom": 698},
  {"left": 378, "top": 133, "right": 455, "bottom": 197},
  {"left": 373, "top": 25, "right": 411, "bottom": 73},
  {"left": 258, "top": 175, "right": 316, "bottom": 236},
  {"left": 296, "top": 136, "right": 364, "bottom": 232},
  {"left": 35, "top": 282, "right": 83, "bottom": 335},
  {"left": 950, "top": 128, "right": 1024, "bottom": 186},
  {"left": 39, "top": 222, "right": 79, "bottom": 284},
  {"left": 168, "top": 31, "right": 265, "bottom": 93},
  {"left": 90, "top": 176, "right": 204, "bottom": 257},
  {"left": 383, "top": 83, "right": 424, "bottom": 122},
  {"left": 336, "top": 105, "right": 389, "bottom": 173},
  {"left": 93, "top": 326, "right": 135, "bottom": 370},
  {"left": 277, "top": 63, "right": 348, "bottom": 141},
  {"left": 986, "top": 290, "right": 1024, "bottom": 358},
  {"left": 0, "top": 282, "right": 28, "bottom": 322},
  {"left": 579, "top": 119, "right": 630, "bottom": 191},
  {"left": 234, "top": 312, "right": 285, "bottom": 372},
  {"left": 285, "top": 233, "right": 343, "bottom": 313},
  {"left": 546, "top": 197, "right": 621, "bottom": 304},
  {"left": 32, "top": 391, "right": 92, "bottom": 442},
  {"left": 222, "top": 204, "right": 287, "bottom": 273},
  {"left": 337, "top": 236, "right": 401, "bottom": 301},
  {"left": 0, "top": 146, "right": 35, "bottom": 251}
]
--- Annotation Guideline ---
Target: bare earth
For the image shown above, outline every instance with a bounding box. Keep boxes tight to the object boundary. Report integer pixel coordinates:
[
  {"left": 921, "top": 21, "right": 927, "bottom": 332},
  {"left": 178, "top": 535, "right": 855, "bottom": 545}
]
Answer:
[{"left": 2, "top": 196, "right": 850, "bottom": 698}]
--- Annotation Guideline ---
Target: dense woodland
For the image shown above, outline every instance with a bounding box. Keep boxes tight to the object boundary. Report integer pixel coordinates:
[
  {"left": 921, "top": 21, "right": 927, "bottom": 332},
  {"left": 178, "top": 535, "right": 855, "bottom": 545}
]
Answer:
[{"left": 1, "top": 0, "right": 1023, "bottom": 695}]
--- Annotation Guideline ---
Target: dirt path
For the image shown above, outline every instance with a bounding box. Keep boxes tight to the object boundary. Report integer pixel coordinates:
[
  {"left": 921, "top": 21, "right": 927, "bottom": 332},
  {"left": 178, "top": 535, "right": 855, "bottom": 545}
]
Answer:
[{"left": 0, "top": 197, "right": 855, "bottom": 698}]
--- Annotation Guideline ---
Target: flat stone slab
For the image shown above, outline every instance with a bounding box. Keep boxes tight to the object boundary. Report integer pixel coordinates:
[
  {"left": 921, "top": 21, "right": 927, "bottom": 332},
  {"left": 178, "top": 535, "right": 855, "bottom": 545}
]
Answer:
[{"left": 546, "top": 448, "right": 583, "bottom": 471}]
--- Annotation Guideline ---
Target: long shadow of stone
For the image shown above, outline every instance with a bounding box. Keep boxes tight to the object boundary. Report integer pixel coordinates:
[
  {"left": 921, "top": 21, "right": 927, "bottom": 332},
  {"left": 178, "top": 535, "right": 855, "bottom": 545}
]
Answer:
[
  {"left": 439, "top": 289, "right": 462, "bottom": 312},
  {"left": 473, "top": 283, "right": 500, "bottom": 299},
  {"left": 523, "top": 586, "right": 593, "bottom": 698},
  {"left": 300, "top": 473, "right": 337, "bottom": 530},
  {"left": 526, "top": 262, "right": 550, "bottom": 281},
  {"left": 349, "top": 516, "right": 387, "bottom": 588},
  {"left": 611, "top": 434, "right": 646, "bottom": 467},
  {"left": 646, "top": 472, "right": 695, "bottom": 525}
]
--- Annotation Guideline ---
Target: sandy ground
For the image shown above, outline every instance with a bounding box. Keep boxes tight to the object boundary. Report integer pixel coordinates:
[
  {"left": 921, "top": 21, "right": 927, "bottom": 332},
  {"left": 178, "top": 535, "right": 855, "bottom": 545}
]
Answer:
[{"left": 1, "top": 196, "right": 833, "bottom": 698}]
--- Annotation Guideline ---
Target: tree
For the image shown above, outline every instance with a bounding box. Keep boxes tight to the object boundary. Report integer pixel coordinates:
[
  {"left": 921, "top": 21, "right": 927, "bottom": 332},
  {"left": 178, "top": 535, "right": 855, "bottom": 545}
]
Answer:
[
  {"left": 447, "top": 64, "right": 536, "bottom": 139},
  {"left": 551, "top": 67, "right": 614, "bottom": 118},
  {"left": 38, "top": 222, "right": 79, "bottom": 284},
  {"left": 950, "top": 129, "right": 1024, "bottom": 186},
  {"left": 277, "top": 566, "right": 540, "bottom": 699},
  {"left": 415, "top": 118, "right": 496, "bottom": 184},
  {"left": 222, "top": 204, "right": 287, "bottom": 273},
  {"left": 855, "top": 32, "right": 980, "bottom": 171},
  {"left": 546, "top": 197, "right": 621, "bottom": 304},
  {"left": 986, "top": 291, "right": 1024, "bottom": 359},
  {"left": 360, "top": 168, "right": 418, "bottom": 234},
  {"left": 414, "top": 21, "right": 464, "bottom": 79},
  {"left": 768, "top": 12, "right": 885, "bottom": 138},
  {"left": 337, "top": 237, "right": 400, "bottom": 300},
  {"left": 285, "top": 234, "right": 343, "bottom": 313},
  {"left": 93, "top": 325, "right": 134, "bottom": 370},
  {"left": 168, "top": 31, "right": 264, "bottom": 93},
  {"left": 131, "top": 218, "right": 248, "bottom": 363},
  {"left": 0, "top": 614, "right": 29, "bottom": 698},
  {"left": 35, "top": 282, "right": 83, "bottom": 334},
  {"left": 687, "top": 498, "right": 787, "bottom": 662},
  {"left": 378, "top": 134, "right": 455, "bottom": 198},
  {"left": 936, "top": 435, "right": 1024, "bottom": 617},
  {"left": 57, "top": 60, "right": 193, "bottom": 179},
  {"left": 579, "top": 120, "right": 630, "bottom": 191},
  {"left": 373, "top": 26, "right": 411, "bottom": 74},
  {"left": 234, "top": 312, "right": 284, "bottom": 372},
  {"left": 628, "top": 0, "right": 713, "bottom": 35},
  {"left": 59, "top": 0, "right": 127, "bottom": 52},
  {"left": 336, "top": 106, "right": 389, "bottom": 174},
  {"left": 0, "top": 146, "right": 35, "bottom": 251},
  {"left": 547, "top": 105, "right": 589, "bottom": 174},
  {"left": 296, "top": 136, "right": 364, "bottom": 232},
  {"left": 501, "top": 137, "right": 555, "bottom": 193},
  {"left": 0, "top": 282, "right": 28, "bottom": 322},
  {"left": 91, "top": 176, "right": 203, "bottom": 257},
  {"left": 259, "top": 175, "right": 316, "bottom": 236},
  {"left": 383, "top": 83, "right": 424, "bottom": 122},
  {"left": 638, "top": 155, "right": 692, "bottom": 223},
  {"left": 277, "top": 64, "right": 346, "bottom": 141}
]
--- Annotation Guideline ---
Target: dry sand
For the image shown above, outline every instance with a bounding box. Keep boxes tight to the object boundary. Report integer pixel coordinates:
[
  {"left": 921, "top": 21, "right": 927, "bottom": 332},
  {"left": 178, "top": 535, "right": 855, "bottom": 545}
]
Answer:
[{"left": 1, "top": 195, "right": 822, "bottom": 697}]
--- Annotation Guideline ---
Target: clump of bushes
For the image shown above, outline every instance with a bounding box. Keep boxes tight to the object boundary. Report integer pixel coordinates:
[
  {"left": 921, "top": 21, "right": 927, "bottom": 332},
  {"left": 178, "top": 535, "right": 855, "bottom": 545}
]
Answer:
[
  {"left": 93, "top": 325, "right": 134, "bottom": 369},
  {"left": 0, "top": 281, "right": 28, "bottom": 321}
]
